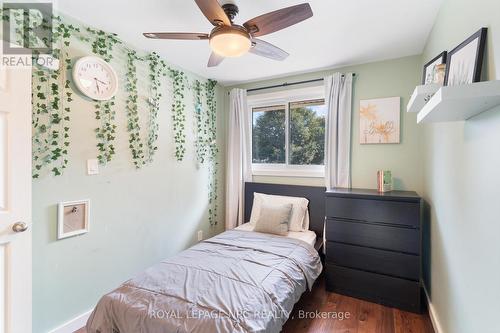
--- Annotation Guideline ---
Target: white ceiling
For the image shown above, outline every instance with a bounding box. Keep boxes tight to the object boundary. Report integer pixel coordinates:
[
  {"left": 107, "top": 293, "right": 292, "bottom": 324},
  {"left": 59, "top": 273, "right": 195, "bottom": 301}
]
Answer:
[{"left": 54, "top": 0, "right": 443, "bottom": 85}]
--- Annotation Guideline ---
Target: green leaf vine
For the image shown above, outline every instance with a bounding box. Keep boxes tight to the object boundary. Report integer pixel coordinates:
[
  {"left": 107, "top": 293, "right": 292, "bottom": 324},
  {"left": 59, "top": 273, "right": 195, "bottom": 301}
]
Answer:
[
  {"left": 125, "top": 51, "right": 166, "bottom": 167},
  {"left": 85, "top": 28, "right": 120, "bottom": 62},
  {"left": 193, "top": 80, "right": 207, "bottom": 163},
  {"left": 94, "top": 100, "right": 117, "bottom": 164},
  {"left": 191, "top": 79, "right": 219, "bottom": 226},
  {"left": 205, "top": 80, "right": 219, "bottom": 226},
  {"left": 125, "top": 50, "right": 144, "bottom": 167},
  {"left": 2, "top": 13, "right": 220, "bottom": 225},
  {"left": 86, "top": 29, "right": 121, "bottom": 164},
  {"left": 147, "top": 52, "right": 167, "bottom": 161},
  {"left": 32, "top": 18, "right": 78, "bottom": 178},
  {"left": 169, "top": 69, "right": 187, "bottom": 161}
]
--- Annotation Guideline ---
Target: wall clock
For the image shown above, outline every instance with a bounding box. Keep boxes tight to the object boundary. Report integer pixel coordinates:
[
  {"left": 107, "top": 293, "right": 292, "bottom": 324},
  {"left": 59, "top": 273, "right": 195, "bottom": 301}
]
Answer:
[{"left": 73, "top": 56, "right": 118, "bottom": 101}]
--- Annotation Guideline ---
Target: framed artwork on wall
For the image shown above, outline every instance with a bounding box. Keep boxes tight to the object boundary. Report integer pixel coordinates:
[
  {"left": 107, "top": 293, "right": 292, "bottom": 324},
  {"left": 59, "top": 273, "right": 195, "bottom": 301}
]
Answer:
[
  {"left": 422, "top": 51, "right": 447, "bottom": 85},
  {"left": 57, "top": 199, "right": 90, "bottom": 239},
  {"left": 359, "top": 97, "right": 400, "bottom": 144},
  {"left": 444, "top": 27, "right": 488, "bottom": 86}
]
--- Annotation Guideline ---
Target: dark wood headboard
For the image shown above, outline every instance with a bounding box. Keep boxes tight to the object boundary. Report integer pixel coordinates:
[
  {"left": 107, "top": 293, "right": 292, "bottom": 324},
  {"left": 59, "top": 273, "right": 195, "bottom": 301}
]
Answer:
[{"left": 244, "top": 182, "right": 326, "bottom": 236}]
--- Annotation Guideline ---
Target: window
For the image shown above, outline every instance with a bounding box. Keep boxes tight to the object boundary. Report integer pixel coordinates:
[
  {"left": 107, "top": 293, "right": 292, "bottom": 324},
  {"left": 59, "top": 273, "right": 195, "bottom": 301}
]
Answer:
[
  {"left": 252, "top": 105, "right": 286, "bottom": 164},
  {"left": 289, "top": 99, "right": 326, "bottom": 165},
  {"left": 249, "top": 86, "right": 326, "bottom": 177}
]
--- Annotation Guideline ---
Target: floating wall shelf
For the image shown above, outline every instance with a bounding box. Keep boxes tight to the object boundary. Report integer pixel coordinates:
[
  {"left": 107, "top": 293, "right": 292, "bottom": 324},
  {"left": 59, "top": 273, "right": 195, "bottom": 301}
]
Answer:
[
  {"left": 407, "top": 84, "right": 440, "bottom": 113},
  {"left": 409, "top": 81, "right": 500, "bottom": 124}
]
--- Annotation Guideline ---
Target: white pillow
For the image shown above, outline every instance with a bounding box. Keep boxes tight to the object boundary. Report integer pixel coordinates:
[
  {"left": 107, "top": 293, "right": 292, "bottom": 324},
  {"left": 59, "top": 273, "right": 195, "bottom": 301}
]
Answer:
[
  {"left": 249, "top": 193, "right": 309, "bottom": 232},
  {"left": 303, "top": 209, "right": 310, "bottom": 231},
  {"left": 253, "top": 202, "right": 292, "bottom": 236}
]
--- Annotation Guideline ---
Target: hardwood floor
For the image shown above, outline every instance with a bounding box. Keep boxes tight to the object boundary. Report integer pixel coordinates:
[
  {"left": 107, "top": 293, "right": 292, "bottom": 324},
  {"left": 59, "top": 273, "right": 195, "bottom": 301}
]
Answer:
[
  {"left": 76, "top": 274, "right": 434, "bottom": 333},
  {"left": 281, "top": 274, "right": 434, "bottom": 333}
]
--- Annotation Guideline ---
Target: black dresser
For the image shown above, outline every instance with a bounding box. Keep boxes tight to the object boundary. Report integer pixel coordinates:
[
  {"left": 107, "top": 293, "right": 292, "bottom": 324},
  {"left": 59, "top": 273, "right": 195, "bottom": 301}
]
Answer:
[{"left": 324, "top": 188, "right": 424, "bottom": 313}]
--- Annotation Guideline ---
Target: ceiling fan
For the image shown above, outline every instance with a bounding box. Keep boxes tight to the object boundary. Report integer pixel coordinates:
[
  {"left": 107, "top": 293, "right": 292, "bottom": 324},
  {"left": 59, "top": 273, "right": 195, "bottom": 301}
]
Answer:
[{"left": 143, "top": 0, "right": 313, "bottom": 67}]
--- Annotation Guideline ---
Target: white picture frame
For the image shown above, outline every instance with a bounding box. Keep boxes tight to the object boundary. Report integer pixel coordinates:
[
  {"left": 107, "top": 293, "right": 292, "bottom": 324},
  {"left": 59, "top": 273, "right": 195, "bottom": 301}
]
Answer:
[
  {"left": 359, "top": 97, "right": 401, "bottom": 144},
  {"left": 57, "top": 199, "right": 90, "bottom": 239}
]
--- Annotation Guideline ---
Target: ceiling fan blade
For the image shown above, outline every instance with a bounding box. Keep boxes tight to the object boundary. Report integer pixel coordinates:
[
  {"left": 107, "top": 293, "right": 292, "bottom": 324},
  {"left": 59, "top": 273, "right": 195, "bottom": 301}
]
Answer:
[
  {"left": 208, "top": 52, "right": 224, "bottom": 67},
  {"left": 143, "top": 32, "right": 209, "bottom": 40},
  {"left": 243, "top": 3, "right": 313, "bottom": 37},
  {"left": 249, "top": 39, "right": 289, "bottom": 61},
  {"left": 194, "top": 0, "right": 231, "bottom": 26}
]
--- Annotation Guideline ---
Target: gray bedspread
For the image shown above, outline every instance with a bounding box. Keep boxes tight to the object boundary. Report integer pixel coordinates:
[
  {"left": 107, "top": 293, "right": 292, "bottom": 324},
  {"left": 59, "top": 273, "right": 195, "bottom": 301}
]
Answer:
[{"left": 86, "top": 230, "right": 323, "bottom": 333}]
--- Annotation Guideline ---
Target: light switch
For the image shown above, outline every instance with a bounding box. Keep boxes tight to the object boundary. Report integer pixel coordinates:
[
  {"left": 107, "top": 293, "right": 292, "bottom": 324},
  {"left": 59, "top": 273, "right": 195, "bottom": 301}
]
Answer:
[
  {"left": 37, "top": 55, "right": 60, "bottom": 71},
  {"left": 87, "top": 159, "right": 99, "bottom": 175}
]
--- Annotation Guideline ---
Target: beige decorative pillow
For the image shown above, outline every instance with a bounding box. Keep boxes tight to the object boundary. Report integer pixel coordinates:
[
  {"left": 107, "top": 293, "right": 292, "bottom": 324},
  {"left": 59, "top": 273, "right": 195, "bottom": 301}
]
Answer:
[
  {"left": 253, "top": 202, "right": 292, "bottom": 236},
  {"left": 249, "top": 193, "right": 309, "bottom": 232}
]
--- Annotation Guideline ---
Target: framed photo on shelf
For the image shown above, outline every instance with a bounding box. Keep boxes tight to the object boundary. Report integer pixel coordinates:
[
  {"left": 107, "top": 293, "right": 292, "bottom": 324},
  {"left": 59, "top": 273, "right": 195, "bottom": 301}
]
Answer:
[
  {"left": 444, "top": 27, "right": 488, "bottom": 86},
  {"left": 422, "top": 51, "right": 447, "bottom": 85}
]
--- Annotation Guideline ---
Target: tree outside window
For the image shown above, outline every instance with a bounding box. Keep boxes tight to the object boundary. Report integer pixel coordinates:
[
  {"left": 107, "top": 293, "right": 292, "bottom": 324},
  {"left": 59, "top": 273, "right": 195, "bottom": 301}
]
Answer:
[{"left": 252, "top": 99, "right": 326, "bottom": 166}]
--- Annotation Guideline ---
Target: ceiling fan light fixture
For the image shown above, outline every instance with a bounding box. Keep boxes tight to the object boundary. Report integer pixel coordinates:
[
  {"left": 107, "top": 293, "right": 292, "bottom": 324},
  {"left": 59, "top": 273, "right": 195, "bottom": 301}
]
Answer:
[{"left": 209, "top": 26, "right": 251, "bottom": 57}]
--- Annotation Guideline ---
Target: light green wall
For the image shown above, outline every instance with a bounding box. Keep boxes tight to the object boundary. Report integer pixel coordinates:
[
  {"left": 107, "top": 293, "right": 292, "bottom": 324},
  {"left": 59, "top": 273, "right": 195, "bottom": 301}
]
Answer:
[
  {"left": 32, "top": 33, "right": 226, "bottom": 332},
  {"left": 421, "top": 1, "right": 500, "bottom": 332},
  {"left": 225, "top": 56, "right": 423, "bottom": 192}
]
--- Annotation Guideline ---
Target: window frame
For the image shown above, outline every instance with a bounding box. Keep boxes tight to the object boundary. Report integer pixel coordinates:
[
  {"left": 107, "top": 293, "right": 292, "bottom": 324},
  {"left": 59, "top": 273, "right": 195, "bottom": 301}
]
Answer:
[{"left": 248, "top": 85, "right": 325, "bottom": 178}]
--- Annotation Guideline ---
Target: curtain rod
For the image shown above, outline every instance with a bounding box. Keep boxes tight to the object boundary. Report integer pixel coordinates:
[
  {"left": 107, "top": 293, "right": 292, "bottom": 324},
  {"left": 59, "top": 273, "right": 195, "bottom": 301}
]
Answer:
[{"left": 246, "top": 73, "right": 356, "bottom": 93}]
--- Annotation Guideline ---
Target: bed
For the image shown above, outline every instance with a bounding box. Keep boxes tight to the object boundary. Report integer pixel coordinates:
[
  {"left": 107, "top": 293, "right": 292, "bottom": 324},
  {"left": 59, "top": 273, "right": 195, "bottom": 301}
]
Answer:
[{"left": 86, "top": 182, "right": 326, "bottom": 333}]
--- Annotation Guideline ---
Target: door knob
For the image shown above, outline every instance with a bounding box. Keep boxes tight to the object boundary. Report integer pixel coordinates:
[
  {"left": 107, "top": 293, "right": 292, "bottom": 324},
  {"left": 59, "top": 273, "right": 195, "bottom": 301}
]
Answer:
[{"left": 12, "top": 222, "right": 28, "bottom": 233}]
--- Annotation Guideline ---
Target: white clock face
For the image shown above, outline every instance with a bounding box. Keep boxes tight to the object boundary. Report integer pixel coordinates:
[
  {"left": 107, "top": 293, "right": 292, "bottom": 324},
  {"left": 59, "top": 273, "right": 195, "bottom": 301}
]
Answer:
[{"left": 73, "top": 56, "right": 118, "bottom": 101}]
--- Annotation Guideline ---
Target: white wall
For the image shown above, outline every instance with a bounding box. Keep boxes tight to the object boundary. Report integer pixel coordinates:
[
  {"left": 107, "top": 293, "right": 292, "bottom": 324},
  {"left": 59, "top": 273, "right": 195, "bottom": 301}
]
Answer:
[
  {"left": 421, "top": 0, "right": 500, "bottom": 332},
  {"left": 32, "top": 30, "right": 226, "bottom": 333}
]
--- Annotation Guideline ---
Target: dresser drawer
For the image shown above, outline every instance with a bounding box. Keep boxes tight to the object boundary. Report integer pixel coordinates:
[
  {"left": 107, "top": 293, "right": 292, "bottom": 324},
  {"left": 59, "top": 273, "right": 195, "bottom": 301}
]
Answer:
[
  {"left": 325, "top": 264, "right": 421, "bottom": 313},
  {"left": 325, "top": 196, "right": 420, "bottom": 227},
  {"left": 326, "top": 241, "right": 420, "bottom": 280},
  {"left": 325, "top": 218, "right": 420, "bottom": 254}
]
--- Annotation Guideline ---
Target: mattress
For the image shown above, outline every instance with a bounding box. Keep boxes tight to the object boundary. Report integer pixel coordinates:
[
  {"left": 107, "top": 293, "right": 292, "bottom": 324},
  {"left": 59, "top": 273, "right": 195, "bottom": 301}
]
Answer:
[
  {"left": 86, "top": 230, "right": 322, "bottom": 333},
  {"left": 235, "top": 222, "right": 317, "bottom": 247}
]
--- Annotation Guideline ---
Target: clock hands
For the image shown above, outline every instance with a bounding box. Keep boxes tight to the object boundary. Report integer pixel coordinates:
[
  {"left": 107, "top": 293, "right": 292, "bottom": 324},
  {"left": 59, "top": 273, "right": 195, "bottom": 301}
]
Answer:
[
  {"left": 94, "top": 78, "right": 109, "bottom": 85},
  {"left": 74, "top": 57, "right": 118, "bottom": 100},
  {"left": 94, "top": 77, "right": 110, "bottom": 94}
]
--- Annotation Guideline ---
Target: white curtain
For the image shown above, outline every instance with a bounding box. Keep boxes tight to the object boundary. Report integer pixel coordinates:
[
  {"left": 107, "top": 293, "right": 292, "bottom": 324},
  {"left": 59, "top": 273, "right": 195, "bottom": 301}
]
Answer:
[
  {"left": 324, "top": 73, "right": 353, "bottom": 189},
  {"left": 225, "top": 88, "right": 252, "bottom": 230}
]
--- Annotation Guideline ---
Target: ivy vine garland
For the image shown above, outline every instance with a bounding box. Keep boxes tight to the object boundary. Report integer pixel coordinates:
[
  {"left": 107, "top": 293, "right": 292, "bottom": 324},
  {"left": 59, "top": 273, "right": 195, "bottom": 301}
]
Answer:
[
  {"left": 169, "top": 69, "right": 187, "bottom": 161},
  {"left": 205, "top": 80, "right": 218, "bottom": 159},
  {"left": 85, "top": 28, "right": 120, "bottom": 62},
  {"left": 32, "top": 17, "right": 78, "bottom": 178},
  {"left": 86, "top": 29, "right": 120, "bottom": 164},
  {"left": 147, "top": 52, "right": 167, "bottom": 162},
  {"left": 191, "top": 79, "right": 218, "bottom": 226},
  {"left": 205, "top": 80, "right": 219, "bottom": 226},
  {"left": 125, "top": 51, "right": 166, "bottom": 168},
  {"left": 94, "top": 100, "right": 117, "bottom": 164},
  {"left": 193, "top": 80, "right": 207, "bottom": 164},
  {"left": 125, "top": 50, "right": 145, "bottom": 167},
  {"left": 1, "top": 12, "right": 220, "bottom": 226}
]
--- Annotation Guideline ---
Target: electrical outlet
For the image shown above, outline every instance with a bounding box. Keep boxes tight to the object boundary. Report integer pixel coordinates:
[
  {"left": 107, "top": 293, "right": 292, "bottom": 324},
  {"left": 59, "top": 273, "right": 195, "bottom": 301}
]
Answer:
[{"left": 197, "top": 230, "right": 203, "bottom": 241}]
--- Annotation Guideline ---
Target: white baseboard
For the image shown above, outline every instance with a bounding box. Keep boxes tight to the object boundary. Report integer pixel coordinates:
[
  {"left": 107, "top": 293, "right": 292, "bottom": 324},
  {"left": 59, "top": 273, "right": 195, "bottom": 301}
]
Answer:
[
  {"left": 424, "top": 287, "right": 444, "bottom": 333},
  {"left": 48, "top": 309, "right": 93, "bottom": 333}
]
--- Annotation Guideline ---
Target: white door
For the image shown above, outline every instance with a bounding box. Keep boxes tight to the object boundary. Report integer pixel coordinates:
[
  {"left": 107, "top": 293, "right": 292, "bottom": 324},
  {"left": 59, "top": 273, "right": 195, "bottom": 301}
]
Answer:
[{"left": 0, "top": 60, "right": 32, "bottom": 332}]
